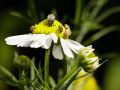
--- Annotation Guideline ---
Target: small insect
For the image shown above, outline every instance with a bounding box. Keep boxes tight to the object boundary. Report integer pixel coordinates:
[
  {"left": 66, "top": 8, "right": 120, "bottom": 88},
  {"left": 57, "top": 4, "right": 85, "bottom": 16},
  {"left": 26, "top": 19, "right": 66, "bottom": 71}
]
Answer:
[
  {"left": 30, "top": 25, "right": 35, "bottom": 32},
  {"left": 64, "top": 24, "right": 70, "bottom": 30},
  {"left": 64, "top": 24, "right": 71, "bottom": 37},
  {"left": 47, "top": 14, "right": 55, "bottom": 26},
  {"left": 58, "top": 25, "right": 63, "bottom": 33}
]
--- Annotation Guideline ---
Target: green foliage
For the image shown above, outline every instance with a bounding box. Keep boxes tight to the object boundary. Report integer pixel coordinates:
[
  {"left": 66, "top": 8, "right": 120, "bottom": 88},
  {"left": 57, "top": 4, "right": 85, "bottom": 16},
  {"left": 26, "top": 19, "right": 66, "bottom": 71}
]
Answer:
[
  {"left": 0, "top": 65, "right": 18, "bottom": 86},
  {"left": 74, "top": 0, "right": 120, "bottom": 43}
]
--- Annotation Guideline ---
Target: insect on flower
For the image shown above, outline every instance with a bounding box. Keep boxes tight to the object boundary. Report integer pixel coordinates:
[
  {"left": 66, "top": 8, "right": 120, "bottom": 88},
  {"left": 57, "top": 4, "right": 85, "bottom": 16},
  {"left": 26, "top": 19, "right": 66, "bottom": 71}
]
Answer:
[
  {"left": 47, "top": 14, "right": 55, "bottom": 26},
  {"left": 64, "top": 24, "right": 71, "bottom": 38},
  {"left": 58, "top": 25, "right": 63, "bottom": 33}
]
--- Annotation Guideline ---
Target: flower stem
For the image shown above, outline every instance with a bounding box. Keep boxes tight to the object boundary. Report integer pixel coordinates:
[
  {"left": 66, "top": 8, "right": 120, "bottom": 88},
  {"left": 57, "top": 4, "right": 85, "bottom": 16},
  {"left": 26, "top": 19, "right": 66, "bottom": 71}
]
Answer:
[
  {"left": 31, "top": 61, "right": 49, "bottom": 89},
  {"left": 63, "top": 55, "right": 67, "bottom": 75},
  {"left": 54, "top": 62, "right": 81, "bottom": 90},
  {"left": 61, "top": 67, "right": 82, "bottom": 90},
  {"left": 44, "top": 48, "right": 51, "bottom": 89},
  {"left": 30, "top": 58, "right": 35, "bottom": 90},
  {"left": 19, "top": 69, "right": 28, "bottom": 90}
]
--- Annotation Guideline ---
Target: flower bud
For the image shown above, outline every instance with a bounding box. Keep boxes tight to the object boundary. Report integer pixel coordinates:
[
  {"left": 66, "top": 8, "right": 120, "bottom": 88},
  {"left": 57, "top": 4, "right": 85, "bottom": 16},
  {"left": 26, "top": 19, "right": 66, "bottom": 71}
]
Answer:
[
  {"left": 14, "top": 54, "right": 31, "bottom": 70},
  {"left": 77, "top": 46, "right": 100, "bottom": 72}
]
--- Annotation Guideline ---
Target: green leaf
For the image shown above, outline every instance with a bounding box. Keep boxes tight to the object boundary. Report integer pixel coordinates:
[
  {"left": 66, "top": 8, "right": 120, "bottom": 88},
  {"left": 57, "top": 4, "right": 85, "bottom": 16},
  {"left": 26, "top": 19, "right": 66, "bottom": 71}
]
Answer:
[
  {"left": 10, "top": 11, "right": 33, "bottom": 24},
  {"left": 30, "top": 61, "right": 49, "bottom": 89},
  {"left": 27, "top": 0, "right": 38, "bottom": 23},
  {"left": 90, "top": 0, "right": 108, "bottom": 20},
  {"left": 75, "top": 20, "right": 103, "bottom": 42},
  {"left": 83, "top": 25, "right": 120, "bottom": 45},
  {"left": 38, "top": 61, "right": 43, "bottom": 79},
  {"left": 96, "top": 7, "right": 120, "bottom": 23},
  {"left": 0, "top": 65, "right": 18, "bottom": 86},
  {"left": 74, "top": 0, "right": 83, "bottom": 25},
  {"left": 81, "top": 0, "right": 97, "bottom": 21},
  {"left": 49, "top": 76, "right": 56, "bottom": 89}
]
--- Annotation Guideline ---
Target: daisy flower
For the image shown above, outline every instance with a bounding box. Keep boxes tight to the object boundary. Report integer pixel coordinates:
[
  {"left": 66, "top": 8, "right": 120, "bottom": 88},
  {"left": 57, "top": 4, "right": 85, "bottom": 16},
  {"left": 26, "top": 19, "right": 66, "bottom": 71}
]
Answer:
[{"left": 5, "top": 14, "right": 84, "bottom": 60}]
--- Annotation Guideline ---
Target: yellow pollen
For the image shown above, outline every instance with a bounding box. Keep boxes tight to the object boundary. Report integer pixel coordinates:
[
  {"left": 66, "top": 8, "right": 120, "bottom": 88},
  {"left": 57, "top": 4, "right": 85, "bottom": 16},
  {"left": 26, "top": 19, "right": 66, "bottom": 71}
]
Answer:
[{"left": 32, "top": 19, "right": 71, "bottom": 38}]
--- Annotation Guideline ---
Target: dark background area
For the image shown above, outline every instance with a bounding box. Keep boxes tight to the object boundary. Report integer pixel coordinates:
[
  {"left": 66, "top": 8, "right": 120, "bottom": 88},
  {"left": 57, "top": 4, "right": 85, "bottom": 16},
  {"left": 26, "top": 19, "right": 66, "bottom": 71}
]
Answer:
[{"left": 0, "top": 0, "right": 120, "bottom": 90}]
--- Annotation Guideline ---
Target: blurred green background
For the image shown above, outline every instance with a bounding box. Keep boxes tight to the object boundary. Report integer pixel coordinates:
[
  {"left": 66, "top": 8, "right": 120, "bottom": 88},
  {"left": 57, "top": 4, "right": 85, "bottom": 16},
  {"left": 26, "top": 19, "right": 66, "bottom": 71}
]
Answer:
[{"left": 0, "top": 0, "right": 120, "bottom": 90}]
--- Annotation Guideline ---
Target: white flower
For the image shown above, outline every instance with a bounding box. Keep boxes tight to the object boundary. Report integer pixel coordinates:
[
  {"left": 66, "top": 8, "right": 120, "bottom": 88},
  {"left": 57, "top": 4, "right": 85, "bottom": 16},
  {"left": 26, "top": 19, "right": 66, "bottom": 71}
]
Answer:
[
  {"left": 5, "top": 14, "right": 84, "bottom": 60},
  {"left": 5, "top": 33, "right": 84, "bottom": 60},
  {"left": 5, "top": 33, "right": 58, "bottom": 49},
  {"left": 52, "top": 38, "right": 84, "bottom": 60}
]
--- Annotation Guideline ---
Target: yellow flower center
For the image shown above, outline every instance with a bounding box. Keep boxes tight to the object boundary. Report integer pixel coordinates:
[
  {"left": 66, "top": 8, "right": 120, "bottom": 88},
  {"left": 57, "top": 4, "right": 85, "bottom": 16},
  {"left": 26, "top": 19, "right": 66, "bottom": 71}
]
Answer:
[{"left": 32, "top": 19, "right": 71, "bottom": 39}]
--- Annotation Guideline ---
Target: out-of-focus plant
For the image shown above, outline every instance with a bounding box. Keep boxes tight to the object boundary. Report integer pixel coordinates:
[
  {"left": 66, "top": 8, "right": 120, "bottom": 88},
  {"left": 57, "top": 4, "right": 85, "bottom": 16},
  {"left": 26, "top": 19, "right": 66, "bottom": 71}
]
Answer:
[{"left": 73, "top": 0, "right": 120, "bottom": 45}]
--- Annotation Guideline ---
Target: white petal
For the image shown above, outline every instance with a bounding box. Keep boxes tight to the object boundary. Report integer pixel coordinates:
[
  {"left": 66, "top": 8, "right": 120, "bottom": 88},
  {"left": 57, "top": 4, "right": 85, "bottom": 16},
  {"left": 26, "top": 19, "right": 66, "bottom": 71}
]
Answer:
[
  {"left": 50, "top": 33, "right": 58, "bottom": 43},
  {"left": 67, "top": 39, "right": 84, "bottom": 53},
  {"left": 92, "top": 60, "right": 99, "bottom": 69},
  {"left": 43, "top": 35, "right": 52, "bottom": 49},
  {"left": 89, "top": 57, "right": 99, "bottom": 63},
  {"left": 66, "top": 40, "right": 77, "bottom": 53},
  {"left": 30, "top": 34, "right": 46, "bottom": 48},
  {"left": 30, "top": 41, "right": 41, "bottom": 48},
  {"left": 5, "top": 34, "right": 32, "bottom": 47},
  {"left": 87, "top": 45, "right": 93, "bottom": 49},
  {"left": 52, "top": 45, "right": 63, "bottom": 60},
  {"left": 60, "top": 38, "right": 74, "bottom": 58},
  {"left": 17, "top": 40, "right": 32, "bottom": 47}
]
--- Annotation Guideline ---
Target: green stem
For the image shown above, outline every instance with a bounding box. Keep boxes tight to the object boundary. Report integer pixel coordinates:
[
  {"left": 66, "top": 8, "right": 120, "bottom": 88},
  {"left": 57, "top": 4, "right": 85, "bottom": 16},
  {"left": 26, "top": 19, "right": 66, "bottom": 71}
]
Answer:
[
  {"left": 31, "top": 61, "right": 48, "bottom": 89},
  {"left": 19, "top": 70, "right": 28, "bottom": 90},
  {"left": 90, "top": 0, "right": 107, "bottom": 20},
  {"left": 90, "top": 5, "right": 101, "bottom": 20},
  {"left": 44, "top": 49, "right": 51, "bottom": 89},
  {"left": 63, "top": 55, "right": 67, "bottom": 75},
  {"left": 30, "top": 59, "right": 35, "bottom": 81},
  {"left": 30, "top": 58, "right": 35, "bottom": 90},
  {"left": 23, "top": 85, "right": 28, "bottom": 90},
  {"left": 76, "top": 26, "right": 88, "bottom": 42},
  {"left": 74, "top": 0, "right": 83, "bottom": 25},
  {"left": 54, "top": 62, "right": 81, "bottom": 90},
  {"left": 62, "top": 67, "right": 82, "bottom": 90}
]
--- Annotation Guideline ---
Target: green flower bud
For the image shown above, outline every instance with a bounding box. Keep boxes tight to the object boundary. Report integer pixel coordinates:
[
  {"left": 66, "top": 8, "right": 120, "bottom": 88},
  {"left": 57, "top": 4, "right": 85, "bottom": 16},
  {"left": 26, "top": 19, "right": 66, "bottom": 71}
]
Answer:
[
  {"left": 14, "top": 54, "right": 31, "bottom": 70},
  {"left": 77, "top": 46, "right": 100, "bottom": 72}
]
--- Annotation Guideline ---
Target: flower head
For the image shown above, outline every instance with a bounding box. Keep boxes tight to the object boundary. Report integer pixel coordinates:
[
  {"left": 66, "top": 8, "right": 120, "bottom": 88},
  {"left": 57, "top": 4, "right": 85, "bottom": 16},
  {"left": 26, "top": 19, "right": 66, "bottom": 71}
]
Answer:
[
  {"left": 77, "top": 46, "right": 100, "bottom": 72},
  {"left": 5, "top": 14, "right": 83, "bottom": 60}
]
